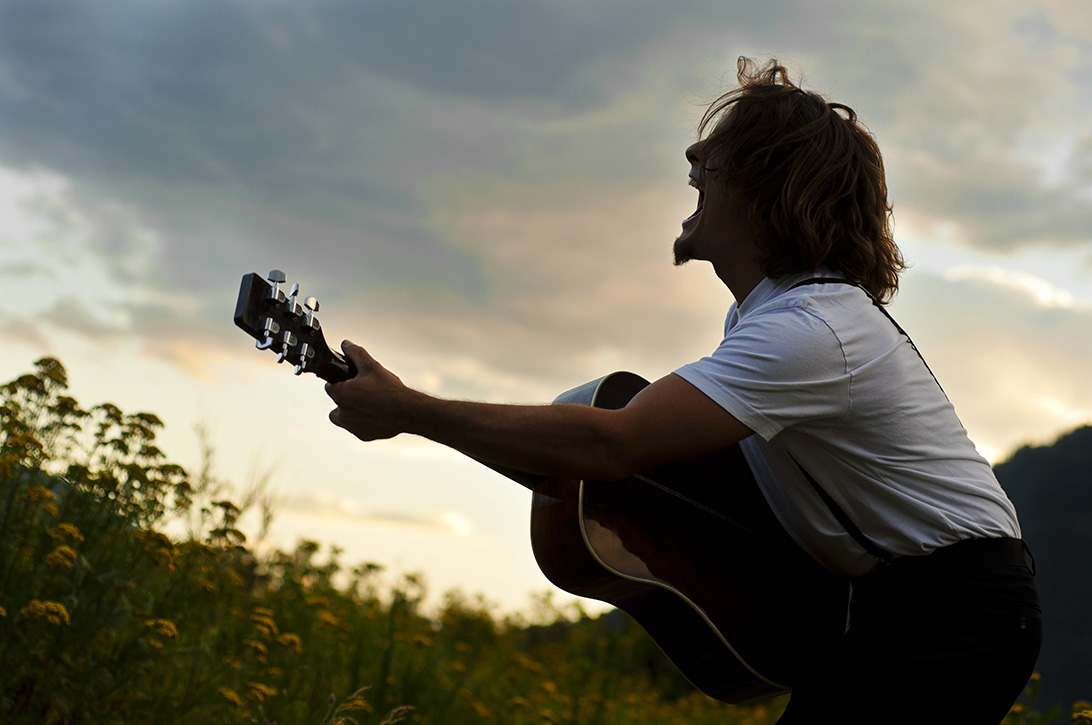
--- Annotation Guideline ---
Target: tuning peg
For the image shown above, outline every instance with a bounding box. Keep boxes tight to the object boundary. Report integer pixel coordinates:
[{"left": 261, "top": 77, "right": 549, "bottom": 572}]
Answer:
[
  {"left": 304, "top": 296, "right": 320, "bottom": 328},
  {"left": 255, "top": 317, "right": 281, "bottom": 350},
  {"left": 286, "top": 282, "right": 301, "bottom": 315},
  {"left": 294, "top": 342, "right": 314, "bottom": 375},
  {"left": 267, "top": 269, "right": 287, "bottom": 301},
  {"left": 276, "top": 331, "right": 298, "bottom": 363}
]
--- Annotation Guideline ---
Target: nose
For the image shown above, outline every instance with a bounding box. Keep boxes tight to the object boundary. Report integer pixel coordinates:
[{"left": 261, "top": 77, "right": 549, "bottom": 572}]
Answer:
[{"left": 686, "top": 141, "right": 702, "bottom": 165}]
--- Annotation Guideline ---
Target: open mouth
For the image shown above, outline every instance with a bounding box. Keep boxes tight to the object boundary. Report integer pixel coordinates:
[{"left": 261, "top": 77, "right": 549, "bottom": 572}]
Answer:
[{"left": 682, "top": 176, "right": 703, "bottom": 226}]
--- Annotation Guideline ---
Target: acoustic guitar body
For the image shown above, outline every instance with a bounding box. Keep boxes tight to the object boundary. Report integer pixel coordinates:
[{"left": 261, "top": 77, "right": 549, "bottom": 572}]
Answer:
[{"left": 528, "top": 372, "right": 849, "bottom": 704}]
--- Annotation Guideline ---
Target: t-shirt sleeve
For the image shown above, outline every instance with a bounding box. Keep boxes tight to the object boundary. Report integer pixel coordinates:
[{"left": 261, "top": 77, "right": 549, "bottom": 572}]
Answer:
[{"left": 673, "top": 302, "right": 852, "bottom": 441}]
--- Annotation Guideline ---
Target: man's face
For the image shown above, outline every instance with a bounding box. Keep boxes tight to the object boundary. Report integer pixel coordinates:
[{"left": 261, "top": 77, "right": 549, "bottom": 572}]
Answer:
[{"left": 673, "top": 138, "right": 720, "bottom": 266}]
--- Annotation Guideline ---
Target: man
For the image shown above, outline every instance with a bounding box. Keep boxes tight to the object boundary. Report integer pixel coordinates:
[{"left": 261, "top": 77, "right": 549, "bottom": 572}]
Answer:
[{"left": 326, "top": 58, "right": 1041, "bottom": 723}]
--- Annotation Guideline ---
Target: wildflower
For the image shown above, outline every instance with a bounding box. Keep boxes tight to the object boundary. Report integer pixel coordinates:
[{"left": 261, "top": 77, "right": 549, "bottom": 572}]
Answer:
[
  {"left": 26, "top": 485, "right": 57, "bottom": 502},
  {"left": 0, "top": 606, "right": 6, "bottom": 617},
  {"left": 1074, "top": 701, "right": 1092, "bottom": 725},
  {"left": 251, "top": 612, "right": 279, "bottom": 638},
  {"left": 20, "top": 599, "right": 70, "bottom": 625},
  {"left": 41, "top": 502, "right": 59, "bottom": 516},
  {"left": 50, "top": 523, "right": 85, "bottom": 542},
  {"left": 148, "top": 639, "right": 164, "bottom": 649},
  {"left": 44, "top": 545, "right": 78, "bottom": 569},
  {"left": 341, "top": 697, "right": 374, "bottom": 713},
  {"left": 276, "top": 632, "right": 303, "bottom": 654},
  {"left": 219, "top": 688, "right": 245, "bottom": 707},
  {"left": 243, "top": 639, "right": 268, "bottom": 655},
  {"left": 143, "top": 618, "right": 179, "bottom": 639},
  {"left": 316, "top": 610, "right": 341, "bottom": 629},
  {"left": 246, "top": 682, "right": 278, "bottom": 701}
]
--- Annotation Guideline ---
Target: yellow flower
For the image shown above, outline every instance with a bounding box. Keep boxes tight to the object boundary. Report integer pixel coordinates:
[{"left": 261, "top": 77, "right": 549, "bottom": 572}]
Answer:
[
  {"left": 246, "top": 682, "right": 278, "bottom": 701},
  {"left": 41, "top": 502, "right": 59, "bottom": 517},
  {"left": 315, "top": 610, "right": 341, "bottom": 629},
  {"left": 244, "top": 639, "right": 268, "bottom": 655},
  {"left": 136, "top": 531, "right": 178, "bottom": 571},
  {"left": 26, "top": 485, "right": 57, "bottom": 502},
  {"left": 276, "top": 632, "right": 303, "bottom": 654},
  {"left": 143, "top": 618, "right": 179, "bottom": 639},
  {"left": 148, "top": 639, "right": 164, "bottom": 649},
  {"left": 219, "top": 687, "right": 245, "bottom": 707},
  {"left": 45, "top": 545, "right": 78, "bottom": 569},
  {"left": 50, "top": 523, "right": 84, "bottom": 542},
  {"left": 0, "top": 606, "right": 6, "bottom": 617},
  {"left": 340, "top": 697, "right": 373, "bottom": 713},
  {"left": 20, "top": 599, "right": 70, "bottom": 625},
  {"left": 251, "top": 612, "right": 279, "bottom": 638}
]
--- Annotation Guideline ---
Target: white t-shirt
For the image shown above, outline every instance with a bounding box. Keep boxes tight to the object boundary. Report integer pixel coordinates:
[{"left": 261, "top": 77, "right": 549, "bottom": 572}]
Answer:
[{"left": 673, "top": 271, "right": 1020, "bottom": 577}]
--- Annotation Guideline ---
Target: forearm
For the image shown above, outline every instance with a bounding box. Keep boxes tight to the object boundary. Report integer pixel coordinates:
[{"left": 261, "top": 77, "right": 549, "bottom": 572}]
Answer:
[
  {"left": 325, "top": 341, "right": 752, "bottom": 483},
  {"left": 396, "top": 390, "right": 635, "bottom": 481}
]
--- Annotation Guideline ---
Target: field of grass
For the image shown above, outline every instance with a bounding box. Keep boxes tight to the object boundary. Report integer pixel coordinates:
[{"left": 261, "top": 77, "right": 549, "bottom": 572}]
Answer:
[{"left": 1, "top": 358, "right": 1083, "bottom": 724}]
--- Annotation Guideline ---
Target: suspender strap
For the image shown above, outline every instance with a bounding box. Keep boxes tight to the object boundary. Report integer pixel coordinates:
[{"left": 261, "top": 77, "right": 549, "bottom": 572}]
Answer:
[
  {"left": 788, "top": 450, "right": 895, "bottom": 565},
  {"left": 789, "top": 277, "right": 947, "bottom": 398},
  {"left": 781, "top": 276, "right": 935, "bottom": 565}
]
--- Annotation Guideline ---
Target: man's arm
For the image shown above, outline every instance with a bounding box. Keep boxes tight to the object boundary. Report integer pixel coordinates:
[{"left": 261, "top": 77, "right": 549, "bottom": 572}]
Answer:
[{"left": 325, "top": 340, "right": 753, "bottom": 481}]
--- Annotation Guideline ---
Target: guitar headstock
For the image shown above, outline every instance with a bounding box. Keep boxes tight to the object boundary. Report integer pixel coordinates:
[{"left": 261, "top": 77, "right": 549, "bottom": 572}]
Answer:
[{"left": 233, "top": 270, "right": 356, "bottom": 383}]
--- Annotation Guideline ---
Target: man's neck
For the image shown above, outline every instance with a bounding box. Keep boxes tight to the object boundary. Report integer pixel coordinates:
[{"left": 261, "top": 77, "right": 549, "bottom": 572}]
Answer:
[{"left": 713, "top": 257, "right": 766, "bottom": 305}]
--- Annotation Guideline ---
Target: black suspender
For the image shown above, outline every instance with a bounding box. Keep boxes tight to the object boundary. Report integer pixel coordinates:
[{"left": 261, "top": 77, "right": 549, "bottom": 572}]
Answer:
[{"left": 779, "top": 277, "right": 940, "bottom": 566}]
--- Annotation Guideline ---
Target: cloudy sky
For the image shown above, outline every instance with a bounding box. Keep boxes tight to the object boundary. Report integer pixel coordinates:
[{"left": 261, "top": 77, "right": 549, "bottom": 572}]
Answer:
[{"left": 2, "top": 0, "right": 1090, "bottom": 613}]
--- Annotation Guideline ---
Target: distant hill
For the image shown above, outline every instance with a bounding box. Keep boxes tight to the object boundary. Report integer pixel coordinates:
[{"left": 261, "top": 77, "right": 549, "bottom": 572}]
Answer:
[{"left": 993, "top": 425, "right": 1092, "bottom": 709}]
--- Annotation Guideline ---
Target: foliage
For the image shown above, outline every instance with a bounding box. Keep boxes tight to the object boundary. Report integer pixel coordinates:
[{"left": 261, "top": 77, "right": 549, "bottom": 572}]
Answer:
[{"left": 0, "top": 358, "right": 1083, "bottom": 723}]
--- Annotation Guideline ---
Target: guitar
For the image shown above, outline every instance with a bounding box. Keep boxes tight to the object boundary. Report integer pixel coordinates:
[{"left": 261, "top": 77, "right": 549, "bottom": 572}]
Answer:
[{"left": 234, "top": 270, "right": 850, "bottom": 704}]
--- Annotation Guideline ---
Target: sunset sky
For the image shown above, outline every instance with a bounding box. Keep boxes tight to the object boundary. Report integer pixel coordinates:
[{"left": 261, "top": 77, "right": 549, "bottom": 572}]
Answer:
[{"left": 2, "top": 0, "right": 1090, "bottom": 613}]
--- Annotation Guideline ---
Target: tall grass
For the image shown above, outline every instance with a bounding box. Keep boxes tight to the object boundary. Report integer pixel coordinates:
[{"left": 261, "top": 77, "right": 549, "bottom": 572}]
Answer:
[{"left": 0, "top": 358, "right": 1076, "bottom": 724}]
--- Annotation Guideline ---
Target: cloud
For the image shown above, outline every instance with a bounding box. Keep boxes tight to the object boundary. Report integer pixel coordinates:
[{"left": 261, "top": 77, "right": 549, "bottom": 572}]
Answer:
[
  {"left": 894, "top": 269, "right": 1092, "bottom": 460},
  {"left": 283, "top": 490, "right": 473, "bottom": 538},
  {"left": 4, "top": 0, "right": 1091, "bottom": 436},
  {"left": 834, "top": 1, "right": 1092, "bottom": 252}
]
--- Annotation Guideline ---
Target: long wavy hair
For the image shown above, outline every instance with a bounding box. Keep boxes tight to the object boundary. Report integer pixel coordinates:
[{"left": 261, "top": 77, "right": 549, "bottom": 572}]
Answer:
[{"left": 699, "top": 57, "right": 905, "bottom": 303}]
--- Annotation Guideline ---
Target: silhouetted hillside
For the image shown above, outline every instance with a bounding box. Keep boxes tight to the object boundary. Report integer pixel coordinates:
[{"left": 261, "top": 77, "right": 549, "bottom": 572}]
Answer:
[{"left": 994, "top": 425, "right": 1092, "bottom": 709}]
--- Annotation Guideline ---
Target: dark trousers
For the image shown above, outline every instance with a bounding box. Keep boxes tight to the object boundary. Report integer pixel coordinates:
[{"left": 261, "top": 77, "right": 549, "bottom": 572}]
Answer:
[{"left": 778, "top": 537, "right": 1042, "bottom": 725}]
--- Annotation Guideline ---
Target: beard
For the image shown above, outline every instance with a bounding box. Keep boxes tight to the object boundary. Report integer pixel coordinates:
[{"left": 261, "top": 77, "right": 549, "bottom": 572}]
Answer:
[{"left": 672, "top": 232, "right": 698, "bottom": 267}]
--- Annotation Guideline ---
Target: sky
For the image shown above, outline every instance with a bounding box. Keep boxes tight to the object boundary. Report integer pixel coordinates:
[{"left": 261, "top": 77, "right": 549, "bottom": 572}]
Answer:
[{"left": 2, "top": 0, "right": 1091, "bottom": 615}]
